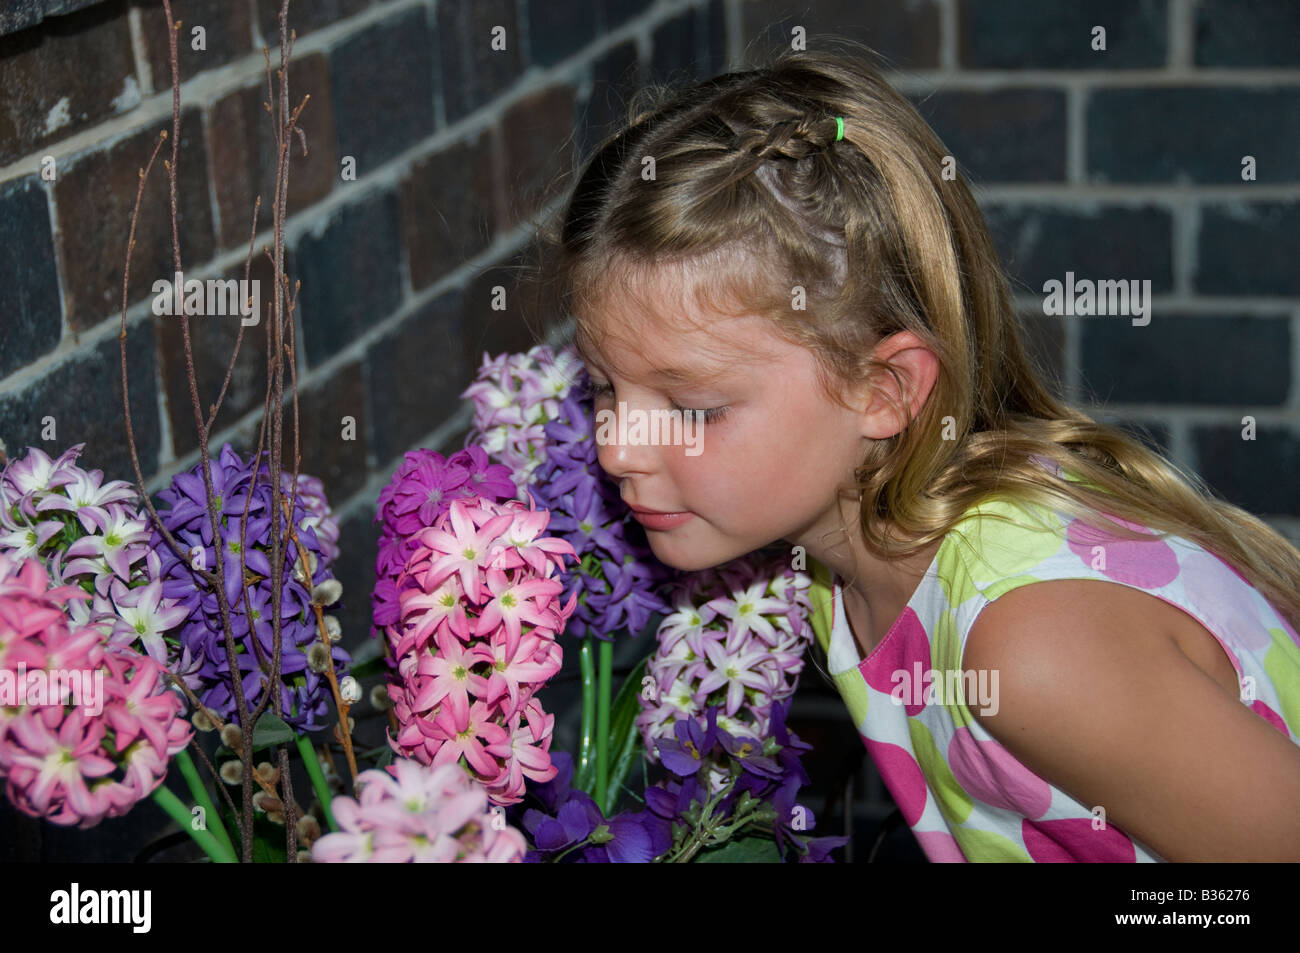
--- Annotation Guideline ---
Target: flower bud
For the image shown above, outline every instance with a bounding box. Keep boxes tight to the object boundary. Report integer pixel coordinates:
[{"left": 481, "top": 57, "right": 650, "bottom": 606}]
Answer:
[
  {"left": 220, "top": 724, "right": 244, "bottom": 751},
  {"left": 192, "top": 709, "right": 215, "bottom": 732},
  {"left": 307, "top": 643, "right": 332, "bottom": 673},
  {"left": 311, "top": 578, "right": 342, "bottom": 606},
  {"left": 219, "top": 760, "right": 243, "bottom": 785},
  {"left": 369, "top": 683, "right": 392, "bottom": 711},
  {"left": 292, "top": 550, "right": 319, "bottom": 585},
  {"left": 255, "top": 761, "right": 279, "bottom": 785},
  {"left": 339, "top": 676, "right": 361, "bottom": 704},
  {"left": 253, "top": 791, "right": 283, "bottom": 814},
  {"left": 331, "top": 717, "right": 355, "bottom": 745},
  {"left": 297, "top": 815, "right": 322, "bottom": 843},
  {"left": 323, "top": 615, "right": 342, "bottom": 642},
  {"left": 266, "top": 810, "right": 285, "bottom": 825},
  {"left": 297, "top": 849, "right": 313, "bottom": 863}
]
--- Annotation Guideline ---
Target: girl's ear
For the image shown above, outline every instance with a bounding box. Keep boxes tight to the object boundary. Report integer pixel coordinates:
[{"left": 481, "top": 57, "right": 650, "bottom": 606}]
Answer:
[{"left": 856, "top": 331, "right": 940, "bottom": 440}]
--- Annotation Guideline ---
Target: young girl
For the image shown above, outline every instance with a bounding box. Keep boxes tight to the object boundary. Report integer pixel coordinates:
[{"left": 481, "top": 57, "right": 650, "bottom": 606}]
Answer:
[{"left": 540, "top": 41, "right": 1300, "bottom": 862}]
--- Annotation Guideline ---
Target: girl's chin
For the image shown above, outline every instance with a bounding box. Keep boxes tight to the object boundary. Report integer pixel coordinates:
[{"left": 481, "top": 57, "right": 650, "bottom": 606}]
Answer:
[{"left": 645, "top": 534, "right": 751, "bottom": 574}]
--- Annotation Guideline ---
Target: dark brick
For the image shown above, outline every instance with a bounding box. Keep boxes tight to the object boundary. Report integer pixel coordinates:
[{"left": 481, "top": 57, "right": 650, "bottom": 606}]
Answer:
[
  {"left": 600, "top": 0, "right": 654, "bottom": 33},
  {"left": 209, "top": 51, "right": 337, "bottom": 252},
  {"left": 1015, "top": 312, "right": 1067, "bottom": 399},
  {"left": 1080, "top": 314, "right": 1289, "bottom": 406},
  {"left": 289, "top": 358, "right": 369, "bottom": 503},
  {"left": 910, "top": 89, "right": 1066, "bottom": 184},
  {"left": 1096, "top": 416, "right": 1171, "bottom": 457},
  {"left": 1194, "top": 423, "right": 1300, "bottom": 518},
  {"left": 459, "top": 252, "right": 553, "bottom": 377},
  {"left": 527, "top": 0, "right": 599, "bottom": 68},
  {"left": 649, "top": 10, "right": 697, "bottom": 86},
  {"left": 54, "top": 107, "right": 215, "bottom": 332},
  {"left": 0, "top": 175, "right": 62, "bottom": 378},
  {"left": 0, "top": 0, "right": 138, "bottom": 166},
  {"left": 960, "top": 0, "right": 1166, "bottom": 69},
  {"left": 400, "top": 129, "right": 496, "bottom": 292},
  {"left": 0, "top": 317, "right": 160, "bottom": 484},
  {"left": 330, "top": 8, "right": 434, "bottom": 173},
  {"left": 365, "top": 291, "right": 469, "bottom": 464},
  {"left": 741, "top": 0, "right": 941, "bottom": 71},
  {"left": 439, "top": 0, "right": 522, "bottom": 126},
  {"left": 0, "top": 0, "right": 106, "bottom": 35},
  {"left": 1197, "top": 202, "right": 1300, "bottom": 296},
  {"left": 157, "top": 254, "right": 275, "bottom": 458},
  {"left": 1195, "top": 0, "right": 1300, "bottom": 67},
  {"left": 332, "top": 506, "right": 380, "bottom": 649},
  {"left": 982, "top": 204, "right": 1174, "bottom": 299},
  {"left": 293, "top": 188, "right": 403, "bottom": 368},
  {"left": 134, "top": 0, "right": 252, "bottom": 88},
  {"left": 255, "top": 0, "right": 370, "bottom": 44},
  {"left": 576, "top": 40, "right": 640, "bottom": 164},
  {"left": 703, "top": 0, "right": 726, "bottom": 77},
  {"left": 227, "top": 358, "right": 369, "bottom": 503},
  {"left": 1088, "top": 88, "right": 1300, "bottom": 185},
  {"left": 499, "top": 84, "right": 577, "bottom": 230}
]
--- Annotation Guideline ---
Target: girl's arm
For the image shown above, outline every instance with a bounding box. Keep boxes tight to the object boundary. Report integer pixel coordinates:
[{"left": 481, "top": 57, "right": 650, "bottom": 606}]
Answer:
[{"left": 963, "top": 577, "right": 1300, "bottom": 862}]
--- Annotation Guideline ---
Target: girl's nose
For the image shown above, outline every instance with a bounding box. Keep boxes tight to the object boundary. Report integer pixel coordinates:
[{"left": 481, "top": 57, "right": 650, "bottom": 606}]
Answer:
[{"left": 593, "top": 401, "right": 658, "bottom": 479}]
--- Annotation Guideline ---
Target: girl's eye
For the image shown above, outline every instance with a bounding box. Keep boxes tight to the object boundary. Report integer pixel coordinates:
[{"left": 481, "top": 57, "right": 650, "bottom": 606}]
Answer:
[
  {"left": 579, "top": 379, "right": 730, "bottom": 425},
  {"left": 669, "top": 401, "right": 730, "bottom": 425}
]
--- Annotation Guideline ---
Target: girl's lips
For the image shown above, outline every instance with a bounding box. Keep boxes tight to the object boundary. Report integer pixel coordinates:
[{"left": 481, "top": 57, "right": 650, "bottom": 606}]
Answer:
[{"left": 629, "top": 509, "right": 695, "bottom": 530}]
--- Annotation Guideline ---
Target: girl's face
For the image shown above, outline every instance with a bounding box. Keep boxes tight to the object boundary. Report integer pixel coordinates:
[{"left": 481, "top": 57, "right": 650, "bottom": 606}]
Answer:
[{"left": 576, "top": 281, "right": 875, "bottom": 573}]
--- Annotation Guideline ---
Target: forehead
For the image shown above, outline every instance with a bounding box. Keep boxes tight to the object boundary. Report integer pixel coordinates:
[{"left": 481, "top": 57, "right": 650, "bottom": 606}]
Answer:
[{"left": 573, "top": 258, "right": 783, "bottom": 383}]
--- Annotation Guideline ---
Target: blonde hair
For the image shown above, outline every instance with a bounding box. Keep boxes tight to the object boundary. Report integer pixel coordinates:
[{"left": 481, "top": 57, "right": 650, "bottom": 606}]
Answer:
[{"left": 524, "top": 38, "right": 1300, "bottom": 635}]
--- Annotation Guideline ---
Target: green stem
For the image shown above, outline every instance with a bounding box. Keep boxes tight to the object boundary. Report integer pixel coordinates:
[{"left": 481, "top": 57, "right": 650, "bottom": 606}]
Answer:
[
  {"left": 174, "top": 747, "right": 237, "bottom": 861},
  {"left": 151, "top": 784, "right": 237, "bottom": 863},
  {"left": 595, "top": 638, "right": 612, "bottom": 810},
  {"left": 578, "top": 638, "right": 595, "bottom": 790},
  {"left": 296, "top": 733, "right": 337, "bottom": 832}
]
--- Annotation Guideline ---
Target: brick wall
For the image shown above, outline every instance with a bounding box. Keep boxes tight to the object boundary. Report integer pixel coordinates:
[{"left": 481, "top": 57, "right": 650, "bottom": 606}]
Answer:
[{"left": 1, "top": 0, "right": 1297, "bottom": 861}]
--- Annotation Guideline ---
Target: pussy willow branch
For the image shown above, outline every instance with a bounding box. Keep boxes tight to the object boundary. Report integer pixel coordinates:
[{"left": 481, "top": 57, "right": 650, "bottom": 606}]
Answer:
[
  {"left": 120, "top": 0, "right": 345, "bottom": 861},
  {"left": 115, "top": 1, "right": 254, "bottom": 859},
  {"left": 278, "top": 493, "right": 359, "bottom": 784}
]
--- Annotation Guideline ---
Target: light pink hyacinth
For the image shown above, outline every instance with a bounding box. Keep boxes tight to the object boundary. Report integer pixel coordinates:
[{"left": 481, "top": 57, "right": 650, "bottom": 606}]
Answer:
[
  {"left": 0, "top": 551, "right": 192, "bottom": 828},
  {"left": 383, "top": 494, "right": 576, "bottom": 806},
  {"left": 311, "top": 757, "right": 528, "bottom": 862}
]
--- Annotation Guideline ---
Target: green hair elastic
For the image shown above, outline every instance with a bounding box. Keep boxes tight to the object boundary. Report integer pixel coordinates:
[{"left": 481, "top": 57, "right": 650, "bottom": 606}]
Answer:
[{"left": 834, "top": 116, "right": 844, "bottom": 141}]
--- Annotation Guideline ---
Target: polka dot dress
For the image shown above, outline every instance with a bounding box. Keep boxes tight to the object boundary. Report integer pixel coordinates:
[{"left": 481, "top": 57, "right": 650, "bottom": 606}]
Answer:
[{"left": 808, "top": 477, "right": 1300, "bottom": 862}]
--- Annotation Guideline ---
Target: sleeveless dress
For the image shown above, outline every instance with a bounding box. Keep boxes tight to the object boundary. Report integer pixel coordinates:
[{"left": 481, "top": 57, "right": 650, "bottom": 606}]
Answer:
[{"left": 805, "top": 465, "right": 1300, "bottom": 862}]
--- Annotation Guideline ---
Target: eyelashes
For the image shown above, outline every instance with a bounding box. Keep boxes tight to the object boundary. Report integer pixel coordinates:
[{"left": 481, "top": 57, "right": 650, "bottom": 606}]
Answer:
[{"left": 578, "top": 379, "right": 730, "bottom": 425}]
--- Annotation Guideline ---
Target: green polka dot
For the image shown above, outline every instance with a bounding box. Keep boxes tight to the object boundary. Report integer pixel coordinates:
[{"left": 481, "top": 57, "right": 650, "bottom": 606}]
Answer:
[
  {"left": 949, "top": 499, "right": 1064, "bottom": 589},
  {"left": 982, "top": 573, "right": 1046, "bottom": 603},
  {"left": 909, "top": 717, "right": 973, "bottom": 825},
  {"left": 833, "top": 670, "right": 868, "bottom": 728},
  {"left": 937, "top": 538, "right": 978, "bottom": 609},
  {"left": 1263, "top": 633, "right": 1300, "bottom": 733},
  {"left": 929, "top": 609, "right": 974, "bottom": 729},
  {"left": 951, "top": 825, "right": 1033, "bottom": 862}
]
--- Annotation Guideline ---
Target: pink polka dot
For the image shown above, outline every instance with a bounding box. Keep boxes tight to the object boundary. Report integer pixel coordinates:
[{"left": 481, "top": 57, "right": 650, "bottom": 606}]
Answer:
[
  {"left": 1023, "top": 818, "right": 1138, "bottom": 862},
  {"left": 865, "top": 739, "right": 927, "bottom": 826},
  {"left": 1066, "top": 515, "right": 1180, "bottom": 588},
  {"left": 862, "top": 607, "right": 931, "bottom": 716},
  {"left": 1251, "top": 699, "right": 1291, "bottom": 738},
  {"left": 914, "top": 830, "right": 967, "bottom": 862},
  {"left": 1177, "top": 550, "right": 1271, "bottom": 652},
  {"left": 947, "top": 726, "right": 1052, "bottom": 819}
]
